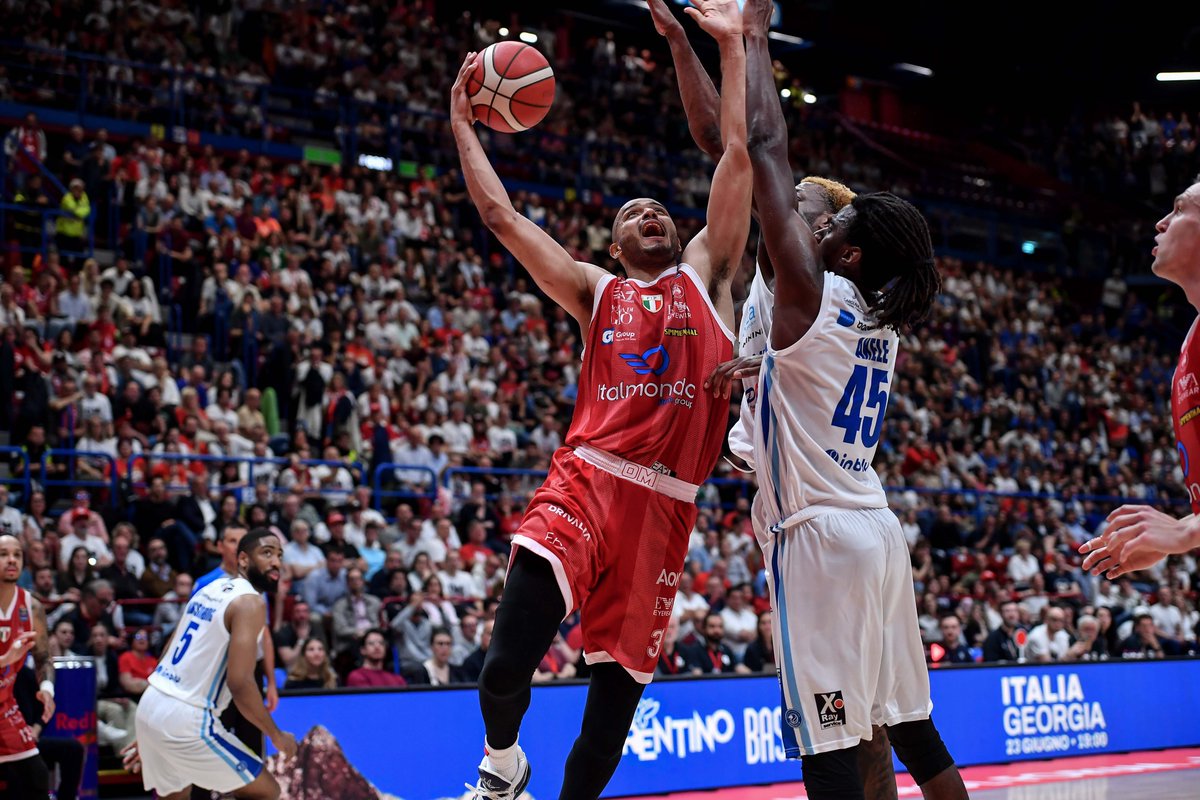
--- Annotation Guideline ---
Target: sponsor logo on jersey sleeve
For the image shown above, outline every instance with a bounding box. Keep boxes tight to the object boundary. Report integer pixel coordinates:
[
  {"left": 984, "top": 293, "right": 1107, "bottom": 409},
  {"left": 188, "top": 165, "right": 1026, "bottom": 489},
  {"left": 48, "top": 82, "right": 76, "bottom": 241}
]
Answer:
[
  {"left": 1179, "top": 406, "right": 1200, "bottom": 427},
  {"left": 1180, "top": 372, "right": 1200, "bottom": 400},
  {"left": 642, "top": 294, "right": 664, "bottom": 313}
]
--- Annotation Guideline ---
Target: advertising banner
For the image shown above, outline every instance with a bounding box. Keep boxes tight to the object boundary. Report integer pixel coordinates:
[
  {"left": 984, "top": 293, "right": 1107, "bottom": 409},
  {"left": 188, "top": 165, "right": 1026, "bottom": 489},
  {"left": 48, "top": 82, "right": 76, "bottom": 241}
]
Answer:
[
  {"left": 43, "top": 656, "right": 98, "bottom": 799},
  {"left": 269, "top": 659, "right": 1200, "bottom": 800}
]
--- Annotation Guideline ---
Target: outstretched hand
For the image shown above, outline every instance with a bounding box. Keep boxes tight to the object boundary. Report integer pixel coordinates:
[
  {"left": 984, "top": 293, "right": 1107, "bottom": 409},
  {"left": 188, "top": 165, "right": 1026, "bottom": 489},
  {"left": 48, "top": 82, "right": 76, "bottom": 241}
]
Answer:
[
  {"left": 705, "top": 354, "right": 762, "bottom": 398},
  {"left": 683, "top": 0, "right": 743, "bottom": 40},
  {"left": 449, "top": 52, "right": 479, "bottom": 126},
  {"left": 648, "top": 0, "right": 684, "bottom": 37},
  {"left": 741, "top": 0, "right": 775, "bottom": 34},
  {"left": 1078, "top": 504, "right": 1193, "bottom": 578}
]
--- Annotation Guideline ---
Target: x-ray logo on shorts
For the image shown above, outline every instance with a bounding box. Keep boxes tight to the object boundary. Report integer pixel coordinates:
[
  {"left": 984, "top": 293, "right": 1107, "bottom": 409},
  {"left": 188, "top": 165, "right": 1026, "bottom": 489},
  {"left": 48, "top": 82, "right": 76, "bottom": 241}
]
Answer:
[{"left": 815, "top": 691, "right": 846, "bottom": 729}]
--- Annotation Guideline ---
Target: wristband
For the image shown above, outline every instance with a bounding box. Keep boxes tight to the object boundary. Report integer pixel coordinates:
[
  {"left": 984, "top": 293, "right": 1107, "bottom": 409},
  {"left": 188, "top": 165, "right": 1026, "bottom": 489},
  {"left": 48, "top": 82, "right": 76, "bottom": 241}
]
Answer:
[{"left": 39, "top": 680, "right": 54, "bottom": 699}]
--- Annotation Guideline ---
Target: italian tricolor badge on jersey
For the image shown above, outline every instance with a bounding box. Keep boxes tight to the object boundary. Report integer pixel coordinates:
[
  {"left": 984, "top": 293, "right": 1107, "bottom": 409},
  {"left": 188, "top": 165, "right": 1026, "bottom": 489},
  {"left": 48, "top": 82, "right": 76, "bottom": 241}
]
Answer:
[{"left": 642, "top": 294, "right": 663, "bottom": 313}]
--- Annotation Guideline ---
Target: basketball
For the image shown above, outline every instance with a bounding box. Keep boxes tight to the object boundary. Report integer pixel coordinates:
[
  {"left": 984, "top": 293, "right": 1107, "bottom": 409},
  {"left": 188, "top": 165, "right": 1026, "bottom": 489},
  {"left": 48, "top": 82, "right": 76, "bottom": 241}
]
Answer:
[{"left": 467, "top": 41, "right": 556, "bottom": 133}]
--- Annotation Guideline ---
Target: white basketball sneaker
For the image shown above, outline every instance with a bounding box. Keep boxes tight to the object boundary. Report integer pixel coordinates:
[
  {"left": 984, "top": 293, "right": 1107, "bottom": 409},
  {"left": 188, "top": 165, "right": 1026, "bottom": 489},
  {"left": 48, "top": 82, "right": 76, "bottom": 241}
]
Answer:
[{"left": 465, "top": 745, "right": 531, "bottom": 800}]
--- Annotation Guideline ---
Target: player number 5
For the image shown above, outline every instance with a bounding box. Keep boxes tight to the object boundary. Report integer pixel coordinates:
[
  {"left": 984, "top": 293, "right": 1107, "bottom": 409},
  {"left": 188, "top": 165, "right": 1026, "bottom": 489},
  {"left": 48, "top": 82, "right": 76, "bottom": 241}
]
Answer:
[
  {"left": 831, "top": 365, "right": 889, "bottom": 447},
  {"left": 172, "top": 620, "right": 200, "bottom": 665}
]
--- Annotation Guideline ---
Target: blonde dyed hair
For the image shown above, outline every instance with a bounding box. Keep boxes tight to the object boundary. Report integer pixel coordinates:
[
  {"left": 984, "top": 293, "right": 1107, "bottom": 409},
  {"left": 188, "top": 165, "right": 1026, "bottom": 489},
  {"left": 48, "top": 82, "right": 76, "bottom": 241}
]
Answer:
[{"left": 800, "top": 176, "right": 856, "bottom": 212}]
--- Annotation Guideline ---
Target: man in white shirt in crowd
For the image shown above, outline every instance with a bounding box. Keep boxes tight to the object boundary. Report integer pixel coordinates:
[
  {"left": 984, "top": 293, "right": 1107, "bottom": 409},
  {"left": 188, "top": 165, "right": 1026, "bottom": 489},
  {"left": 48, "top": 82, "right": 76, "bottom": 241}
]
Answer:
[
  {"left": 0, "top": 485, "right": 24, "bottom": 539},
  {"left": 438, "top": 549, "right": 483, "bottom": 601},
  {"left": 283, "top": 519, "right": 325, "bottom": 595},
  {"left": 1025, "top": 605, "right": 1073, "bottom": 662},
  {"left": 419, "top": 517, "right": 461, "bottom": 567},
  {"left": 719, "top": 583, "right": 757, "bottom": 661},
  {"left": 672, "top": 571, "right": 709, "bottom": 644},
  {"left": 80, "top": 374, "right": 114, "bottom": 424},
  {"left": 1149, "top": 585, "right": 1186, "bottom": 643}
]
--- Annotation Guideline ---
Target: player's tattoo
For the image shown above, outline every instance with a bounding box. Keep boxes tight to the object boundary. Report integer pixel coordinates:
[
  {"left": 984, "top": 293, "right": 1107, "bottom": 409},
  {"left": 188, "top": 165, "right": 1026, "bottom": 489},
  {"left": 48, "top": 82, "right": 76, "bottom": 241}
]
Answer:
[{"left": 31, "top": 597, "right": 53, "bottom": 685}]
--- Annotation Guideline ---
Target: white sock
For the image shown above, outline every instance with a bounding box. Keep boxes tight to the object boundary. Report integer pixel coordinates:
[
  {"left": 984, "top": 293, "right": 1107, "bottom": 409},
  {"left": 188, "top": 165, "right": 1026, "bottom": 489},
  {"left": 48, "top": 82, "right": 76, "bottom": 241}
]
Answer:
[{"left": 485, "top": 737, "right": 519, "bottom": 777}]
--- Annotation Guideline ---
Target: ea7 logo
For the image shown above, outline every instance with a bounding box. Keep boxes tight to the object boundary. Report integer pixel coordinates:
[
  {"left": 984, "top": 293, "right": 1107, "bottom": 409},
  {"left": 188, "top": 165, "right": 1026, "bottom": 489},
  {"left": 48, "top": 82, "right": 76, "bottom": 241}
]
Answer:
[{"left": 815, "top": 691, "right": 846, "bottom": 729}]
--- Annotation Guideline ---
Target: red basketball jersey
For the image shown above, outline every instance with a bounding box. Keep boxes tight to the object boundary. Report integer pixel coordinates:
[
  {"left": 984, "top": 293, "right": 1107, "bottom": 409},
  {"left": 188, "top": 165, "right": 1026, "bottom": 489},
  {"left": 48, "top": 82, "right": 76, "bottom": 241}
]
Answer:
[
  {"left": 1173, "top": 317, "right": 1200, "bottom": 514},
  {"left": 0, "top": 588, "right": 33, "bottom": 704},
  {"left": 567, "top": 264, "right": 735, "bottom": 486}
]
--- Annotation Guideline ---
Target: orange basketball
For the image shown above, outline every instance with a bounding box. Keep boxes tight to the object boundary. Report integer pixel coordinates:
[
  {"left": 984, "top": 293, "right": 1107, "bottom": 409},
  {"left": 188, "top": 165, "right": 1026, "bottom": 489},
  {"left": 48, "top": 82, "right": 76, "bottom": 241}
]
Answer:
[{"left": 467, "top": 41, "right": 556, "bottom": 133}]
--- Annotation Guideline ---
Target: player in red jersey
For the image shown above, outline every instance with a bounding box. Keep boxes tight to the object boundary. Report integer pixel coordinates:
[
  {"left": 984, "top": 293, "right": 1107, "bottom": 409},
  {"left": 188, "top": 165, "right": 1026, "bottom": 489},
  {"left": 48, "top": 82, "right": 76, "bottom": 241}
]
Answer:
[
  {"left": 1081, "top": 178, "right": 1200, "bottom": 575},
  {"left": 0, "top": 534, "right": 55, "bottom": 797},
  {"left": 450, "top": 2, "right": 750, "bottom": 798}
]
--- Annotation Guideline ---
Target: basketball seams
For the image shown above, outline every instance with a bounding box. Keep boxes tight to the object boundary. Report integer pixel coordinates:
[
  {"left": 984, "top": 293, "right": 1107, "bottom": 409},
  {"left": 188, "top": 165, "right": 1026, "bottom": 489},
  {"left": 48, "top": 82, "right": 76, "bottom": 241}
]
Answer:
[{"left": 468, "top": 41, "right": 553, "bottom": 133}]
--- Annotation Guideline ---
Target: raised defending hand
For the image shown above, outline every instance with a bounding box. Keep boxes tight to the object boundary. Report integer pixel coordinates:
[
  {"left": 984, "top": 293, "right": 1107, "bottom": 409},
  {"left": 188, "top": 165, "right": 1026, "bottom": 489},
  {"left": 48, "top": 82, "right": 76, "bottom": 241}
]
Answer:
[
  {"left": 741, "top": 0, "right": 775, "bottom": 34},
  {"left": 449, "top": 52, "right": 479, "bottom": 126},
  {"left": 684, "top": 0, "right": 743, "bottom": 40},
  {"left": 648, "top": 0, "right": 685, "bottom": 37},
  {"left": 1078, "top": 504, "right": 1194, "bottom": 578}
]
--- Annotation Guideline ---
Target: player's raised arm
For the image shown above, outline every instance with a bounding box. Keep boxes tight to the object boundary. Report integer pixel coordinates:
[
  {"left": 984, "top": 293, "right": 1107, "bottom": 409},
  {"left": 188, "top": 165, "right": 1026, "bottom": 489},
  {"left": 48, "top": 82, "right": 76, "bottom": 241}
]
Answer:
[
  {"left": 649, "top": 0, "right": 723, "bottom": 161},
  {"left": 450, "top": 53, "right": 607, "bottom": 329},
  {"left": 743, "top": 0, "right": 824, "bottom": 349},
  {"left": 226, "top": 595, "right": 296, "bottom": 760},
  {"left": 680, "top": 0, "right": 752, "bottom": 308}
]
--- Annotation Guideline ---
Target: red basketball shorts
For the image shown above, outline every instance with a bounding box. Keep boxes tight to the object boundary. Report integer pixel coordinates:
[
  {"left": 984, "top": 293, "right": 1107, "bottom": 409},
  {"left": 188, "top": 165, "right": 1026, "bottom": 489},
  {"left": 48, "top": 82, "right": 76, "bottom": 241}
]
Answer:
[
  {"left": 510, "top": 445, "right": 699, "bottom": 683},
  {"left": 0, "top": 698, "right": 37, "bottom": 763}
]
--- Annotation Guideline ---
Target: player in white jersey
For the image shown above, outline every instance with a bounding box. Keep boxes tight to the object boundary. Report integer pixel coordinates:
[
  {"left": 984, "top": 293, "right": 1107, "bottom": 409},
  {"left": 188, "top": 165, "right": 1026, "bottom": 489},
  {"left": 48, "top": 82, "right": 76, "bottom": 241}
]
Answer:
[
  {"left": 134, "top": 528, "right": 296, "bottom": 799},
  {"left": 741, "top": 0, "right": 969, "bottom": 798}
]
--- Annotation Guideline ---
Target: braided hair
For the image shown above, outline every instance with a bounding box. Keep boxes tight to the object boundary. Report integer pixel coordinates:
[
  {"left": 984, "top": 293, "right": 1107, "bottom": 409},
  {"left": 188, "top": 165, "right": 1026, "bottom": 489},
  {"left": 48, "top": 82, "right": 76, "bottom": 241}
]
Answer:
[{"left": 845, "top": 192, "right": 941, "bottom": 332}]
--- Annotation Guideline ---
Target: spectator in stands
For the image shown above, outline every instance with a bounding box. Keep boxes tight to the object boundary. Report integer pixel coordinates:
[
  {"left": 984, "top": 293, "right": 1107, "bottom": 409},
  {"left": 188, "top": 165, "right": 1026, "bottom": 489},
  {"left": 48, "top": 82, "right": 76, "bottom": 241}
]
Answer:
[
  {"left": 5, "top": 112, "right": 47, "bottom": 189},
  {"left": 406, "top": 626, "right": 467, "bottom": 686},
  {"left": 132, "top": 475, "right": 198, "bottom": 574},
  {"left": 283, "top": 518, "right": 324, "bottom": 593},
  {"left": 345, "top": 629, "right": 406, "bottom": 688},
  {"left": 532, "top": 631, "right": 579, "bottom": 683},
  {"left": 151, "top": 572, "right": 193, "bottom": 642},
  {"left": 672, "top": 571, "right": 708, "bottom": 644},
  {"left": 452, "top": 612, "right": 481, "bottom": 667},
  {"left": 691, "top": 612, "right": 736, "bottom": 675},
  {"left": 719, "top": 583, "right": 757, "bottom": 661},
  {"left": 391, "top": 589, "right": 433, "bottom": 671},
  {"left": 935, "top": 615, "right": 975, "bottom": 664},
  {"left": 57, "top": 491, "right": 109, "bottom": 549},
  {"left": 275, "top": 600, "right": 326, "bottom": 672},
  {"left": 1150, "top": 585, "right": 1187, "bottom": 646},
  {"left": 461, "top": 618, "right": 493, "bottom": 684},
  {"left": 438, "top": 549, "right": 482, "bottom": 602},
  {"left": 0, "top": 485, "right": 23, "bottom": 539},
  {"left": 55, "top": 178, "right": 91, "bottom": 258},
  {"left": 49, "top": 618, "right": 78, "bottom": 658},
  {"left": 117, "top": 628, "right": 155, "bottom": 699},
  {"left": 88, "top": 622, "right": 136, "bottom": 751},
  {"left": 302, "top": 548, "right": 348, "bottom": 622},
  {"left": 284, "top": 638, "right": 338, "bottom": 689},
  {"left": 1121, "top": 613, "right": 1168, "bottom": 658},
  {"left": 419, "top": 575, "right": 460, "bottom": 631},
  {"left": 99, "top": 533, "right": 147, "bottom": 625},
  {"left": 738, "top": 610, "right": 776, "bottom": 674},
  {"left": 1026, "top": 605, "right": 1073, "bottom": 662},
  {"left": 139, "top": 537, "right": 176, "bottom": 599},
  {"left": 982, "top": 600, "right": 1024, "bottom": 663},
  {"left": 330, "top": 567, "right": 381, "bottom": 658},
  {"left": 57, "top": 546, "right": 97, "bottom": 598}
]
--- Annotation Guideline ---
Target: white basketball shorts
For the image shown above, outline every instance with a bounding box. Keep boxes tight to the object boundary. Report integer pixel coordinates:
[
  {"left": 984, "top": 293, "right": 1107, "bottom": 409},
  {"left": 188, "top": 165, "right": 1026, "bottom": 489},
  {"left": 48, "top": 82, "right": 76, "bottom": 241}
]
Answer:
[
  {"left": 136, "top": 685, "right": 263, "bottom": 795},
  {"left": 762, "top": 505, "right": 932, "bottom": 757}
]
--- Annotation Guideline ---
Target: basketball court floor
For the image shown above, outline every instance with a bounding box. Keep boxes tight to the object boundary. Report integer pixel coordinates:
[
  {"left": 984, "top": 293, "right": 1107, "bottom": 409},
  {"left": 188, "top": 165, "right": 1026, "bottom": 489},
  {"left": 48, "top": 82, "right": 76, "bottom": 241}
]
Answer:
[{"left": 622, "top": 748, "right": 1200, "bottom": 800}]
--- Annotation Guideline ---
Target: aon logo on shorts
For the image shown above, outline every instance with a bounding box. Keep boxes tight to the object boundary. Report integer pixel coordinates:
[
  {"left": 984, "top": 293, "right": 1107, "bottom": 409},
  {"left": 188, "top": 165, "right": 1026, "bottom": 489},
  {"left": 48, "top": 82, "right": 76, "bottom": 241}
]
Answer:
[{"left": 656, "top": 569, "right": 681, "bottom": 586}]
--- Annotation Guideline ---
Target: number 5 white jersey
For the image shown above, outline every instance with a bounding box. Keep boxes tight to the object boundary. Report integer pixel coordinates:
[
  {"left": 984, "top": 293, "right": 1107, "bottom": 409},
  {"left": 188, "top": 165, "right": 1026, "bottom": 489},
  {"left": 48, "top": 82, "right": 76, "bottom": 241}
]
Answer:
[
  {"left": 755, "top": 272, "right": 895, "bottom": 532},
  {"left": 148, "top": 577, "right": 259, "bottom": 713}
]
